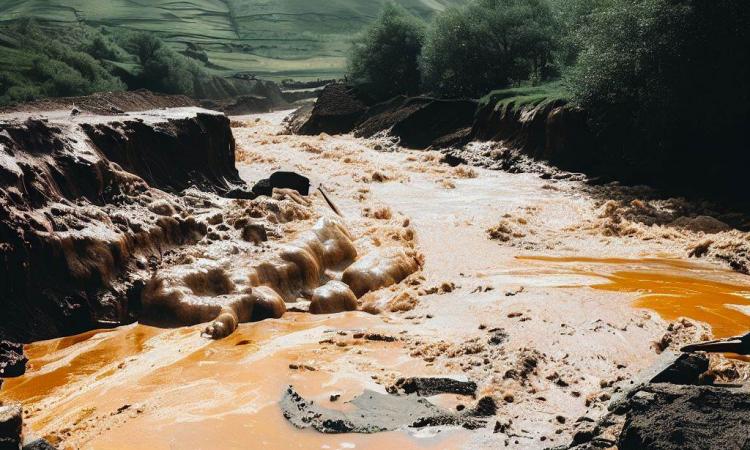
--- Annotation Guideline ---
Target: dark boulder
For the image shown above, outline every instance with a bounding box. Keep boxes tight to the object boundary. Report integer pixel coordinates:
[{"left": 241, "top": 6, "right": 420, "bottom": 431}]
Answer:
[
  {"left": 0, "top": 341, "right": 27, "bottom": 378},
  {"left": 252, "top": 171, "right": 310, "bottom": 197}
]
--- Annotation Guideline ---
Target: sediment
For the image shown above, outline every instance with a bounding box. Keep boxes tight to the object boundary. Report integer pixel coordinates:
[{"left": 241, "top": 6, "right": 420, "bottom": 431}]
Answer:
[{"left": 0, "top": 106, "right": 242, "bottom": 349}]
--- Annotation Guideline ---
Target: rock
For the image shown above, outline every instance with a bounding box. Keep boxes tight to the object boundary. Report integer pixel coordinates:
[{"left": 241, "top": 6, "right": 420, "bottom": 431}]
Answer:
[
  {"left": 224, "top": 186, "right": 257, "bottom": 200},
  {"left": 0, "top": 404, "right": 22, "bottom": 450},
  {"left": 618, "top": 383, "right": 750, "bottom": 450},
  {"left": 309, "top": 281, "right": 358, "bottom": 314},
  {"left": 280, "top": 385, "right": 490, "bottom": 434},
  {"left": 252, "top": 171, "right": 311, "bottom": 197},
  {"left": 0, "top": 341, "right": 27, "bottom": 378},
  {"left": 22, "top": 439, "right": 57, "bottom": 450},
  {"left": 650, "top": 353, "right": 708, "bottom": 385},
  {"left": 670, "top": 215, "right": 731, "bottom": 234},
  {"left": 241, "top": 223, "right": 267, "bottom": 244},
  {"left": 392, "top": 377, "right": 477, "bottom": 397}
]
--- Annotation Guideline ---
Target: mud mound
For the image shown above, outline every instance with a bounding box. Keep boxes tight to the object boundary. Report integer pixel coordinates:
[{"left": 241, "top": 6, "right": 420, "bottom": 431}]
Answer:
[
  {"left": 0, "top": 109, "right": 239, "bottom": 349},
  {"left": 618, "top": 383, "right": 750, "bottom": 450},
  {"left": 296, "top": 84, "right": 373, "bottom": 135},
  {"left": 80, "top": 112, "right": 243, "bottom": 195},
  {"left": 0, "top": 90, "right": 196, "bottom": 115},
  {"left": 293, "top": 87, "right": 477, "bottom": 149},
  {"left": 200, "top": 96, "right": 275, "bottom": 116}
]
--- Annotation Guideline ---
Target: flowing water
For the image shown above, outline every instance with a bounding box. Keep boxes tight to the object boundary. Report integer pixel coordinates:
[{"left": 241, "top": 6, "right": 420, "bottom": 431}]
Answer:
[{"left": 3, "top": 111, "right": 749, "bottom": 449}]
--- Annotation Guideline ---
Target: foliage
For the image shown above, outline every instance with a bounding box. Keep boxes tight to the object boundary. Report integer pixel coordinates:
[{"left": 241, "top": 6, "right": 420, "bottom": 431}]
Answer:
[
  {"left": 119, "top": 31, "right": 200, "bottom": 96},
  {"left": 420, "top": 0, "right": 559, "bottom": 98},
  {"left": 347, "top": 3, "right": 426, "bottom": 99},
  {"left": 566, "top": 0, "right": 750, "bottom": 186},
  {"left": 0, "top": 21, "right": 126, "bottom": 104}
]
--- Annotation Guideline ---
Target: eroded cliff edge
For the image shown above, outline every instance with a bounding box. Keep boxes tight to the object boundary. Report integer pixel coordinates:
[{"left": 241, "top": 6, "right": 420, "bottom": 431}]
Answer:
[{"left": 0, "top": 107, "right": 244, "bottom": 346}]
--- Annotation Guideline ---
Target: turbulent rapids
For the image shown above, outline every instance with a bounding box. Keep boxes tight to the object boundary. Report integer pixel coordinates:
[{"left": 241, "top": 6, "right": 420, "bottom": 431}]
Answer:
[{"left": 0, "top": 101, "right": 749, "bottom": 450}]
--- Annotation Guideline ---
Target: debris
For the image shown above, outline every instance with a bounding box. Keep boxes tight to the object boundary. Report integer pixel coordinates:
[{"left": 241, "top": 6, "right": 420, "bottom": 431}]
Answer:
[
  {"left": 0, "top": 341, "right": 27, "bottom": 378},
  {"left": 391, "top": 377, "right": 477, "bottom": 397},
  {"left": 681, "top": 332, "right": 750, "bottom": 355},
  {"left": 619, "top": 383, "right": 750, "bottom": 450}
]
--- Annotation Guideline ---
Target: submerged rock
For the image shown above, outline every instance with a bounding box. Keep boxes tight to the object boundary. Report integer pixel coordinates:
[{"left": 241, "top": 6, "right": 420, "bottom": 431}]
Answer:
[{"left": 280, "top": 385, "right": 490, "bottom": 434}]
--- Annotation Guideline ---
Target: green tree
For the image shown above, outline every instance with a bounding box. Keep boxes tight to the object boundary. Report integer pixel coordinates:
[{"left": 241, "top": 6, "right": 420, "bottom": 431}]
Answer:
[
  {"left": 567, "top": 0, "right": 750, "bottom": 191},
  {"left": 421, "top": 0, "right": 558, "bottom": 98},
  {"left": 347, "top": 3, "right": 426, "bottom": 99}
]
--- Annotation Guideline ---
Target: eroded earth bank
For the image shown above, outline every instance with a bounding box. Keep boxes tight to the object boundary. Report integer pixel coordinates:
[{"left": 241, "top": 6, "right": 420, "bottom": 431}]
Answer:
[{"left": 0, "top": 94, "right": 749, "bottom": 450}]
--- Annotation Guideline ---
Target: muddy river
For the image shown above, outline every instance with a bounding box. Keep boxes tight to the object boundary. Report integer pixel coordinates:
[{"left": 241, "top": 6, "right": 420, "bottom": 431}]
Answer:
[{"left": 2, "top": 110, "right": 749, "bottom": 449}]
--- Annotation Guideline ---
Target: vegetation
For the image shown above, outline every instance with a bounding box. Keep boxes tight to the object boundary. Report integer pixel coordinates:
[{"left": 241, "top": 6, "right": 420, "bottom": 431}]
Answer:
[
  {"left": 420, "top": 0, "right": 558, "bottom": 98},
  {"left": 567, "top": 0, "right": 750, "bottom": 191},
  {"left": 0, "top": 0, "right": 463, "bottom": 82},
  {"left": 478, "top": 81, "right": 569, "bottom": 112},
  {"left": 347, "top": 3, "right": 426, "bottom": 99},
  {"left": 0, "top": 21, "right": 125, "bottom": 104}
]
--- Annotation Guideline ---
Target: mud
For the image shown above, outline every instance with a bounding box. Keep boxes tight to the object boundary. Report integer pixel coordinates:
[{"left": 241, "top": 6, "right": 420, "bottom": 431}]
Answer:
[
  {"left": 618, "top": 383, "right": 750, "bottom": 450},
  {"left": 2, "top": 107, "right": 750, "bottom": 450},
  {"left": 0, "top": 108, "right": 237, "bottom": 346},
  {"left": 281, "top": 386, "right": 490, "bottom": 433}
]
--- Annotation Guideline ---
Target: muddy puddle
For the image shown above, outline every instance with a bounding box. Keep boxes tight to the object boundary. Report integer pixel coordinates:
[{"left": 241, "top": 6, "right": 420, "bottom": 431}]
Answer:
[
  {"left": 2, "top": 314, "right": 468, "bottom": 449},
  {"left": 519, "top": 256, "right": 750, "bottom": 338}
]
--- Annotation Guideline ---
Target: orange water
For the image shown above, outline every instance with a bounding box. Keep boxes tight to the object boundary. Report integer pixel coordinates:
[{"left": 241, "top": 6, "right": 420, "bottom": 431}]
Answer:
[
  {"left": 1, "top": 314, "right": 467, "bottom": 450},
  {"left": 519, "top": 256, "right": 750, "bottom": 338}
]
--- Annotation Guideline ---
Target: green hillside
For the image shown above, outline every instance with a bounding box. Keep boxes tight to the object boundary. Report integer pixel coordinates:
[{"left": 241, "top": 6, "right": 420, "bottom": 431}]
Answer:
[{"left": 0, "top": 0, "right": 466, "bottom": 80}]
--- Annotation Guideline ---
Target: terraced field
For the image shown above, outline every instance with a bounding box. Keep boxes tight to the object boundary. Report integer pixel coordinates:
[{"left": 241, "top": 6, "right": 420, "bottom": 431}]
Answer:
[{"left": 0, "top": 0, "right": 466, "bottom": 80}]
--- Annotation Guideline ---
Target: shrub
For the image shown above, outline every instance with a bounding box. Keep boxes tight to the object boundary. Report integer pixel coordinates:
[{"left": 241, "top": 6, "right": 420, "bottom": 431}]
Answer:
[
  {"left": 347, "top": 3, "right": 426, "bottom": 99},
  {"left": 420, "top": 0, "right": 558, "bottom": 98},
  {"left": 567, "top": 0, "right": 750, "bottom": 193}
]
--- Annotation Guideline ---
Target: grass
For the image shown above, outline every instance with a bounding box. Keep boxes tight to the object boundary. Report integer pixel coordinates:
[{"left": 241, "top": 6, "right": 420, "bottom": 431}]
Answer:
[
  {"left": 0, "top": 0, "right": 467, "bottom": 80},
  {"left": 478, "top": 81, "right": 571, "bottom": 112}
]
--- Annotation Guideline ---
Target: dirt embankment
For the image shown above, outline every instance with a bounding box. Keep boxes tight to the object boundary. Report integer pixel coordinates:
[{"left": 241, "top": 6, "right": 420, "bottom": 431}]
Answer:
[
  {"left": 0, "top": 105, "right": 245, "bottom": 349},
  {"left": 0, "top": 90, "right": 197, "bottom": 115},
  {"left": 291, "top": 83, "right": 750, "bottom": 208},
  {"left": 290, "top": 83, "right": 477, "bottom": 149}
]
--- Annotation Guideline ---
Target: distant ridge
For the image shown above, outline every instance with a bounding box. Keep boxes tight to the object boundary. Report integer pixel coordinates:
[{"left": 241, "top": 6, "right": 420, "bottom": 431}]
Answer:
[{"left": 0, "top": 0, "right": 468, "bottom": 80}]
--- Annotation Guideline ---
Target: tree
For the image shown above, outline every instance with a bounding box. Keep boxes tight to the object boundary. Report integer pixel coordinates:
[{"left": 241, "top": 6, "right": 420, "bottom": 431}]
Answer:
[
  {"left": 347, "top": 3, "right": 426, "bottom": 99},
  {"left": 420, "top": 0, "right": 558, "bottom": 98}
]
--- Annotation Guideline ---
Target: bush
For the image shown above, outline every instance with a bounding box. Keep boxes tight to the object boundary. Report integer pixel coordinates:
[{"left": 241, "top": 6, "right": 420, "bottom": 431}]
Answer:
[
  {"left": 347, "top": 3, "right": 425, "bottom": 99},
  {"left": 567, "top": 0, "right": 750, "bottom": 193},
  {"left": 420, "top": 0, "right": 558, "bottom": 98},
  {"left": 120, "top": 31, "right": 199, "bottom": 96}
]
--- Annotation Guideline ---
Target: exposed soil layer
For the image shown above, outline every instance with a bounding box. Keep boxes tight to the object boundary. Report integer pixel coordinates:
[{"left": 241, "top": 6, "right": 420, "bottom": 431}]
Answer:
[
  {"left": 618, "top": 383, "right": 750, "bottom": 450},
  {"left": 292, "top": 84, "right": 477, "bottom": 150},
  {"left": 0, "top": 90, "right": 196, "bottom": 115},
  {"left": 0, "top": 107, "right": 242, "bottom": 348}
]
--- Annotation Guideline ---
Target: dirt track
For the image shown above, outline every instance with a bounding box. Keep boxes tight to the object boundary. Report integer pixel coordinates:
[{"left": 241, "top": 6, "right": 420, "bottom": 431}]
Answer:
[{"left": 2, "top": 110, "right": 749, "bottom": 450}]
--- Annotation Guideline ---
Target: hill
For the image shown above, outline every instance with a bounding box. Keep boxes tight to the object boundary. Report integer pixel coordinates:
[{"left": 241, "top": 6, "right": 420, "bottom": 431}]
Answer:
[{"left": 0, "top": 0, "right": 466, "bottom": 81}]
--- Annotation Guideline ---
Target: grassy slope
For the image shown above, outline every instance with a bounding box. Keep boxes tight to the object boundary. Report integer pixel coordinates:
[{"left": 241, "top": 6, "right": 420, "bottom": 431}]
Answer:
[
  {"left": 0, "top": 0, "right": 467, "bottom": 80},
  {"left": 479, "top": 82, "right": 570, "bottom": 112}
]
